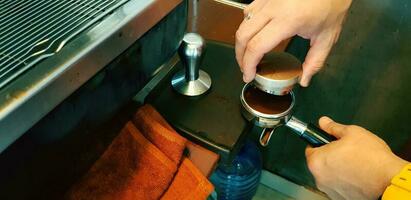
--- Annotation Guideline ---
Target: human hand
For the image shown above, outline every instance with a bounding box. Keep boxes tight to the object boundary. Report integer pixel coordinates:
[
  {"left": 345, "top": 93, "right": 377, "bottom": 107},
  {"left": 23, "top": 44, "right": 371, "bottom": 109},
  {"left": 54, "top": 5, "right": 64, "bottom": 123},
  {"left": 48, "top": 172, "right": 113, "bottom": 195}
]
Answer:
[
  {"left": 305, "top": 117, "right": 409, "bottom": 200},
  {"left": 235, "top": 0, "right": 352, "bottom": 86}
]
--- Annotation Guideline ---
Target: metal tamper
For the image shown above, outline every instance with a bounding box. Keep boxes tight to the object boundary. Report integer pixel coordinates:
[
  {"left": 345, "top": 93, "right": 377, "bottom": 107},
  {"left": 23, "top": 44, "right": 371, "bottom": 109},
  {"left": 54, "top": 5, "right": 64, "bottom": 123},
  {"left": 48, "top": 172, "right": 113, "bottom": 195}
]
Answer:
[
  {"left": 171, "top": 33, "right": 212, "bottom": 96},
  {"left": 253, "top": 52, "right": 302, "bottom": 96}
]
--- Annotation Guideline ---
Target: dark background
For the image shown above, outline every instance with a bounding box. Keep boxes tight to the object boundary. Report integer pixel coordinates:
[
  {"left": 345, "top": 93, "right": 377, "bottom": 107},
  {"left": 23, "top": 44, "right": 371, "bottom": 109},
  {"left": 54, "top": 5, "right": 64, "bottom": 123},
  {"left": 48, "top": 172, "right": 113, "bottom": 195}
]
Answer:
[{"left": 259, "top": 0, "right": 411, "bottom": 188}]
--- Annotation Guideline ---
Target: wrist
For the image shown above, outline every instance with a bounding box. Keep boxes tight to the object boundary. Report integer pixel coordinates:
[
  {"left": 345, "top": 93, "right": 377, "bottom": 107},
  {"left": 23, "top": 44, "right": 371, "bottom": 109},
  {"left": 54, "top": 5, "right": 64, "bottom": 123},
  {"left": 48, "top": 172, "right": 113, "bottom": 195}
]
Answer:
[{"left": 383, "top": 154, "right": 409, "bottom": 189}]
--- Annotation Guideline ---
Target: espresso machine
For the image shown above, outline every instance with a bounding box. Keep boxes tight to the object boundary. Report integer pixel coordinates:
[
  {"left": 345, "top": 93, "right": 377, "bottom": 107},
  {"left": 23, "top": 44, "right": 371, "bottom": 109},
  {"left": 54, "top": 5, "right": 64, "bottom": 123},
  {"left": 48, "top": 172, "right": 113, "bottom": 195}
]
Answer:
[{"left": 0, "top": 0, "right": 340, "bottom": 199}]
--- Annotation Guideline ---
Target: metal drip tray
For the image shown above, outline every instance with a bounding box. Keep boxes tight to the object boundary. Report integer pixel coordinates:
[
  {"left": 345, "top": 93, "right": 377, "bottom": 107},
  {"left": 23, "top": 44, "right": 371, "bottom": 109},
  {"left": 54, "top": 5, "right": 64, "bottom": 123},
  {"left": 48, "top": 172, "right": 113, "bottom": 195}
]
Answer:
[{"left": 0, "top": 0, "right": 129, "bottom": 89}]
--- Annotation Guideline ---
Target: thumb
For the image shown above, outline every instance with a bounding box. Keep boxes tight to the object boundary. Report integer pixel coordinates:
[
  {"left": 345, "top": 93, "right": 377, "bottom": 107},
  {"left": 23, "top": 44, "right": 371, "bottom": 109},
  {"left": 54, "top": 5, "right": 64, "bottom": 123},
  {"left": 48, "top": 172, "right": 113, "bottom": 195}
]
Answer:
[
  {"left": 300, "top": 33, "right": 335, "bottom": 87},
  {"left": 305, "top": 146, "right": 316, "bottom": 157},
  {"left": 319, "top": 116, "right": 348, "bottom": 139}
]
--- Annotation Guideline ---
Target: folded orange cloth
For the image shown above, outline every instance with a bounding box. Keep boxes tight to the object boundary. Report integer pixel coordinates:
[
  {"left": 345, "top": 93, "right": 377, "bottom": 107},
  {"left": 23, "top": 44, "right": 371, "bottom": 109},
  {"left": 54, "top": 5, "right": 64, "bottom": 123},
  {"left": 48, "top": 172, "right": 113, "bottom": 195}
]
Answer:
[
  {"left": 186, "top": 142, "right": 219, "bottom": 177},
  {"left": 161, "top": 158, "right": 215, "bottom": 200},
  {"left": 65, "top": 122, "right": 177, "bottom": 200},
  {"left": 67, "top": 105, "right": 214, "bottom": 200},
  {"left": 132, "top": 104, "right": 187, "bottom": 165}
]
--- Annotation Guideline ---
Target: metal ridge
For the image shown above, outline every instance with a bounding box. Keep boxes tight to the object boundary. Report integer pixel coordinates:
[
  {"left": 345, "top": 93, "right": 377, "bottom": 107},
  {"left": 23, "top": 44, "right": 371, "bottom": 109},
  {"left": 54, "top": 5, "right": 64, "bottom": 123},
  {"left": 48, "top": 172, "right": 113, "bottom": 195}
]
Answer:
[
  {"left": 0, "top": 0, "right": 183, "bottom": 152},
  {"left": 0, "top": 0, "right": 130, "bottom": 89}
]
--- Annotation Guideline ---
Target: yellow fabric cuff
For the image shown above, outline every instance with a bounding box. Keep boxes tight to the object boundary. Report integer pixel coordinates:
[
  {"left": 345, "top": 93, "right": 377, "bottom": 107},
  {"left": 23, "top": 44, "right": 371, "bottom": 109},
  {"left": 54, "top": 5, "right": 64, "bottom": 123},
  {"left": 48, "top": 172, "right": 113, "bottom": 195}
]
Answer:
[{"left": 382, "top": 164, "right": 411, "bottom": 200}]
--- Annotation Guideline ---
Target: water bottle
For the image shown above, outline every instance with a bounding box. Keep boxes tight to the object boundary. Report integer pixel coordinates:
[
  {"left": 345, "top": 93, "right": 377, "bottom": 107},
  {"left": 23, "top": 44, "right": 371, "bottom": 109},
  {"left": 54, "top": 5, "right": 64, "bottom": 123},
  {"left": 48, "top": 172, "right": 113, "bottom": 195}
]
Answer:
[{"left": 211, "top": 140, "right": 262, "bottom": 200}]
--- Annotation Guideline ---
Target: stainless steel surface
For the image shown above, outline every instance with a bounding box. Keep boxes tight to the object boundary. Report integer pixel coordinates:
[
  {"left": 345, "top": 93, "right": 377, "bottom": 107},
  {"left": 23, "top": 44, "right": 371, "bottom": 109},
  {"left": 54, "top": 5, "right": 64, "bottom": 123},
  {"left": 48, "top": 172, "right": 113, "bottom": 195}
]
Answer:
[
  {"left": 171, "top": 70, "right": 212, "bottom": 96},
  {"left": 285, "top": 117, "right": 308, "bottom": 136},
  {"left": 0, "top": 0, "right": 129, "bottom": 89},
  {"left": 188, "top": 0, "right": 290, "bottom": 48},
  {"left": 241, "top": 83, "right": 332, "bottom": 147},
  {"left": 134, "top": 54, "right": 180, "bottom": 104},
  {"left": 172, "top": 33, "right": 212, "bottom": 96},
  {"left": 241, "top": 83, "right": 294, "bottom": 146},
  {"left": 214, "top": 0, "right": 246, "bottom": 9},
  {"left": 180, "top": 33, "right": 205, "bottom": 81},
  {"left": 254, "top": 52, "right": 302, "bottom": 96},
  {"left": 0, "top": 0, "right": 182, "bottom": 153},
  {"left": 240, "top": 83, "right": 294, "bottom": 128},
  {"left": 260, "top": 128, "right": 276, "bottom": 147},
  {"left": 211, "top": 170, "right": 329, "bottom": 200},
  {"left": 256, "top": 170, "right": 329, "bottom": 200}
]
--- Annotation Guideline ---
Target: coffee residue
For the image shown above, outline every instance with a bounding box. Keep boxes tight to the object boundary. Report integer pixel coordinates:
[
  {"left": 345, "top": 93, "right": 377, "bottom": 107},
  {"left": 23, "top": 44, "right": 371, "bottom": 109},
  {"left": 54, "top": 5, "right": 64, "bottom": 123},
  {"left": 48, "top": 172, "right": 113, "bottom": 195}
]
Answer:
[{"left": 244, "top": 86, "right": 292, "bottom": 115}]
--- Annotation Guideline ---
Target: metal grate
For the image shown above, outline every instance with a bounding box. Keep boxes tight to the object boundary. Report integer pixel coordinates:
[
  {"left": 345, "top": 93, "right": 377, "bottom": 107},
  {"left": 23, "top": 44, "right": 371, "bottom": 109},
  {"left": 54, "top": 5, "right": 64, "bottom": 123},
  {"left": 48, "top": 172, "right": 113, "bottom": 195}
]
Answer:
[{"left": 0, "top": 0, "right": 129, "bottom": 89}]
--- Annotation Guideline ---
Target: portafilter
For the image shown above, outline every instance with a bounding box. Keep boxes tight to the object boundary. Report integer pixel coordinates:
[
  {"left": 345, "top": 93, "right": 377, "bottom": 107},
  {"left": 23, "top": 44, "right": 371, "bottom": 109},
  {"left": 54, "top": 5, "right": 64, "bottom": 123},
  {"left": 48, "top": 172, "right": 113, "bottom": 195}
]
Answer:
[{"left": 240, "top": 52, "right": 336, "bottom": 147}]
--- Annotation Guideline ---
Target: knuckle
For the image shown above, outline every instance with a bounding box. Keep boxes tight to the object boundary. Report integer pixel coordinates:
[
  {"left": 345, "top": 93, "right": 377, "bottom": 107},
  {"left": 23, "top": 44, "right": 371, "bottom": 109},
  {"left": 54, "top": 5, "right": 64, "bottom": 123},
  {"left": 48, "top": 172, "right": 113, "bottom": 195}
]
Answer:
[
  {"left": 346, "top": 125, "right": 360, "bottom": 133},
  {"left": 259, "top": 11, "right": 270, "bottom": 19},
  {"left": 304, "top": 62, "right": 324, "bottom": 75},
  {"left": 246, "top": 38, "right": 263, "bottom": 54},
  {"left": 243, "top": 6, "right": 251, "bottom": 15},
  {"left": 235, "top": 30, "right": 246, "bottom": 43},
  {"left": 306, "top": 156, "right": 322, "bottom": 175},
  {"left": 309, "top": 61, "right": 325, "bottom": 71},
  {"left": 324, "top": 121, "right": 335, "bottom": 131}
]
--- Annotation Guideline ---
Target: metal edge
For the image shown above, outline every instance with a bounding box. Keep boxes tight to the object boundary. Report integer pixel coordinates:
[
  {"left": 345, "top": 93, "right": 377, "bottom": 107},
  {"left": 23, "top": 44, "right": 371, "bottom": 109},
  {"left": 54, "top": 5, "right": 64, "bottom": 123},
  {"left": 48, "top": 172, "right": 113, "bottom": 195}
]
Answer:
[
  {"left": 0, "top": 0, "right": 183, "bottom": 153},
  {"left": 240, "top": 83, "right": 295, "bottom": 120},
  {"left": 213, "top": 0, "right": 246, "bottom": 10},
  {"left": 260, "top": 170, "right": 329, "bottom": 200}
]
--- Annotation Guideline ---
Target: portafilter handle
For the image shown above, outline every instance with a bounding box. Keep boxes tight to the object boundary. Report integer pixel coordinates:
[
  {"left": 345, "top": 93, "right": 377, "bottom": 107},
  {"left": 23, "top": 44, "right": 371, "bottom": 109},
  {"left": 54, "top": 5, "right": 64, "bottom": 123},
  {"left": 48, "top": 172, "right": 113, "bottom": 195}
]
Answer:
[
  {"left": 286, "top": 116, "right": 337, "bottom": 147},
  {"left": 172, "top": 33, "right": 212, "bottom": 96}
]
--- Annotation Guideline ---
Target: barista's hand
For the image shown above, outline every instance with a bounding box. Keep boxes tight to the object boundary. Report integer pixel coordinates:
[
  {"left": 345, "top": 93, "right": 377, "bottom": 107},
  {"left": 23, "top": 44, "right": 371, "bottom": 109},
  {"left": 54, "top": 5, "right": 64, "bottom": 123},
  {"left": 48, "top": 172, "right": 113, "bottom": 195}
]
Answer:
[
  {"left": 305, "top": 117, "right": 409, "bottom": 200},
  {"left": 235, "top": 0, "right": 352, "bottom": 86}
]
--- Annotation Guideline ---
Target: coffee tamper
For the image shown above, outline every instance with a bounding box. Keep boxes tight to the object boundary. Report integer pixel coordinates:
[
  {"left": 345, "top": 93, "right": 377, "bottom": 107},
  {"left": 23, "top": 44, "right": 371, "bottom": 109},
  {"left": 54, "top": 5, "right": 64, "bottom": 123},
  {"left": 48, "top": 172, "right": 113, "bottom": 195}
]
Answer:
[
  {"left": 241, "top": 52, "right": 337, "bottom": 147},
  {"left": 254, "top": 52, "right": 302, "bottom": 96},
  {"left": 171, "top": 33, "right": 212, "bottom": 96}
]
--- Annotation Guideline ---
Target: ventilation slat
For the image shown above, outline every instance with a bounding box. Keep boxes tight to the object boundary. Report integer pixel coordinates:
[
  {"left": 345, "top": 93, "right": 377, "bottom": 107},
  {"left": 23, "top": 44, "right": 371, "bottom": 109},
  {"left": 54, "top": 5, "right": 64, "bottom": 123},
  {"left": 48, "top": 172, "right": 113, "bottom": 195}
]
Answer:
[{"left": 0, "top": 0, "right": 129, "bottom": 89}]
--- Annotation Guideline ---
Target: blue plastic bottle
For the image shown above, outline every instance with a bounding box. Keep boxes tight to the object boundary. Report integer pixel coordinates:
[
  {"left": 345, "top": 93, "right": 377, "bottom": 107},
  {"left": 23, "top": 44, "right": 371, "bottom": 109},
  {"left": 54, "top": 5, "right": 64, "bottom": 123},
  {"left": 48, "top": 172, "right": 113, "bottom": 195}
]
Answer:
[{"left": 211, "top": 140, "right": 262, "bottom": 200}]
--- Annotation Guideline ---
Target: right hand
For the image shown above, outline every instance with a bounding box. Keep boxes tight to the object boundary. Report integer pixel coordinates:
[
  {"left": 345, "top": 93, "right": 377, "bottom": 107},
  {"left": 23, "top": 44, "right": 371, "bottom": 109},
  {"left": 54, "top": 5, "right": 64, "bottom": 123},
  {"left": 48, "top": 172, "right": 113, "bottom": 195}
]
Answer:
[
  {"left": 305, "top": 117, "right": 409, "bottom": 200},
  {"left": 235, "top": 0, "right": 352, "bottom": 86}
]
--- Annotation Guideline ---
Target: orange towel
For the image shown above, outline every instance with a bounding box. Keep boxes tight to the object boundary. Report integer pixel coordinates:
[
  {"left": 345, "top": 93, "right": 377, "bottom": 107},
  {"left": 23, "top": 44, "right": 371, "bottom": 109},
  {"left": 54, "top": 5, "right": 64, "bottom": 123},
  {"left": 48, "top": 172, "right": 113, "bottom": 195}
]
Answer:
[
  {"left": 186, "top": 142, "right": 219, "bottom": 177},
  {"left": 65, "top": 122, "right": 177, "bottom": 200},
  {"left": 132, "top": 104, "right": 187, "bottom": 165},
  {"left": 67, "top": 105, "right": 214, "bottom": 200},
  {"left": 161, "top": 158, "right": 215, "bottom": 200}
]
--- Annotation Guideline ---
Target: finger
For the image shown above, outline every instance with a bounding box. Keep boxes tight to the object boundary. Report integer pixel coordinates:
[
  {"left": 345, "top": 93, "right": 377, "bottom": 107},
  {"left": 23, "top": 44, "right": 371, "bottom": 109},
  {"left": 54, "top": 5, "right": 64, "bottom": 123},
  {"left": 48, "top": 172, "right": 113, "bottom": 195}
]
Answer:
[
  {"left": 236, "top": 12, "right": 271, "bottom": 71},
  {"left": 300, "top": 33, "right": 335, "bottom": 87},
  {"left": 319, "top": 116, "right": 348, "bottom": 139},
  {"left": 242, "top": 20, "right": 295, "bottom": 82},
  {"left": 305, "top": 146, "right": 316, "bottom": 158}
]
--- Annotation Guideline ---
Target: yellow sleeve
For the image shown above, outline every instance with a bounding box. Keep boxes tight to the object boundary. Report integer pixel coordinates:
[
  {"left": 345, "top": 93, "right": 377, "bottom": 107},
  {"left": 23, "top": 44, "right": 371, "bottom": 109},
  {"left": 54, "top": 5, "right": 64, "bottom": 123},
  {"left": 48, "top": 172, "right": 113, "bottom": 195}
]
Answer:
[{"left": 382, "top": 164, "right": 411, "bottom": 200}]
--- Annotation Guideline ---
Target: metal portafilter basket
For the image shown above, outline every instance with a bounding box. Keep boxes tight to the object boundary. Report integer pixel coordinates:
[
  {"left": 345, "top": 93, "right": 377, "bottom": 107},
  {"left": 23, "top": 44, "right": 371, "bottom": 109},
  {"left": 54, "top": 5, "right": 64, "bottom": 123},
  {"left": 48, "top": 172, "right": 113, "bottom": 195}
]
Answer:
[{"left": 240, "top": 52, "right": 336, "bottom": 147}]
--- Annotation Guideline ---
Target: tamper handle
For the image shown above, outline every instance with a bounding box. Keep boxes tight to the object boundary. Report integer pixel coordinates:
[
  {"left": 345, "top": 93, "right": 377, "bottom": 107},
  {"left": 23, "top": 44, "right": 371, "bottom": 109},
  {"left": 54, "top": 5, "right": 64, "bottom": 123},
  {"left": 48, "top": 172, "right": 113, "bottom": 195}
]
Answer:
[{"left": 178, "top": 33, "right": 205, "bottom": 81}]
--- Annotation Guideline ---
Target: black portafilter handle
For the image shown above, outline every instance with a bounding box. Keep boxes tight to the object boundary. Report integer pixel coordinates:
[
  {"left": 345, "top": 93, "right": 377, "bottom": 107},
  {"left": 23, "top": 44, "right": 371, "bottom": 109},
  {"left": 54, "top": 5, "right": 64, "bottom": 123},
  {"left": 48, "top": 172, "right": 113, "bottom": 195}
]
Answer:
[{"left": 285, "top": 116, "right": 337, "bottom": 147}]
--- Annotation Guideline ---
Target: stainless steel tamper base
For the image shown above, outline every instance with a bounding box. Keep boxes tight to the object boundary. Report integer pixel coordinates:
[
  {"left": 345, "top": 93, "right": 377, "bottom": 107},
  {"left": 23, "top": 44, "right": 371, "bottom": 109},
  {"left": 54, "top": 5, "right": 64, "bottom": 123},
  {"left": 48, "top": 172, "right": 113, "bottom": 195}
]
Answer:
[{"left": 171, "top": 69, "right": 212, "bottom": 96}]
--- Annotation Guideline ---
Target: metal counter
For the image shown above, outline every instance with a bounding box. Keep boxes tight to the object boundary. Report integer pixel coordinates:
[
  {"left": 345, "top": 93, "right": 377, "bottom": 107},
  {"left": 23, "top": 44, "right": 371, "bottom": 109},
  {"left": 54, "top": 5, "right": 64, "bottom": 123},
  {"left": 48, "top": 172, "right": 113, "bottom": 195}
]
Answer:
[{"left": 0, "top": 0, "right": 181, "bottom": 152}]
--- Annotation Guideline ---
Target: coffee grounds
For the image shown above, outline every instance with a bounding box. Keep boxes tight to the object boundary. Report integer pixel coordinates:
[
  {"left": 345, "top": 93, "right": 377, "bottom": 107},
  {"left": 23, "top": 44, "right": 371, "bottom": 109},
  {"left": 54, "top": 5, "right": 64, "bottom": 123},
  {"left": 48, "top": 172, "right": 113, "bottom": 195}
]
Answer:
[{"left": 244, "top": 86, "right": 292, "bottom": 115}]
